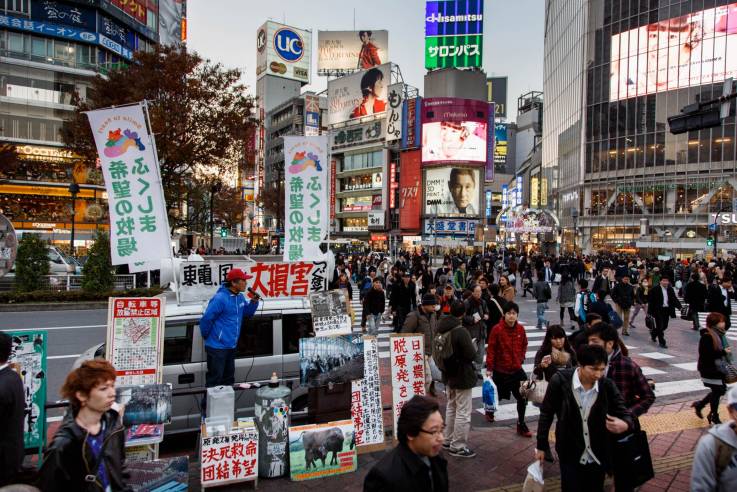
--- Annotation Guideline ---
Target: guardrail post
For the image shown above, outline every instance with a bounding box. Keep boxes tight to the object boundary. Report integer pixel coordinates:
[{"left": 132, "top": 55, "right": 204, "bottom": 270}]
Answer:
[{"left": 66, "top": 275, "right": 71, "bottom": 291}]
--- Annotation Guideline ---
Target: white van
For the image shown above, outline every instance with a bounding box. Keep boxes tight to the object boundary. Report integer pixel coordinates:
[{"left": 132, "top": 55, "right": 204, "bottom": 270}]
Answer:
[
  {"left": 75, "top": 295, "right": 314, "bottom": 434},
  {"left": 47, "top": 246, "right": 81, "bottom": 274}
]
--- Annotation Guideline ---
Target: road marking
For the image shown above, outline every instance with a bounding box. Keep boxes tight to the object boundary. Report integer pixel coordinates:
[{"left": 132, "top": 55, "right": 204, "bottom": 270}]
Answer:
[
  {"left": 640, "top": 366, "right": 667, "bottom": 376},
  {"left": 47, "top": 354, "right": 81, "bottom": 360},
  {"left": 672, "top": 362, "right": 698, "bottom": 372},
  {"left": 47, "top": 415, "right": 64, "bottom": 423},
  {"left": 7, "top": 324, "right": 105, "bottom": 332},
  {"left": 638, "top": 351, "right": 676, "bottom": 360}
]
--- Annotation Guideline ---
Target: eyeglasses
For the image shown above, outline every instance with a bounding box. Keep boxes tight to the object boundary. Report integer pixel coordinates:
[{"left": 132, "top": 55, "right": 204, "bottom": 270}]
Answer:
[{"left": 419, "top": 425, "right": 446, "bottom": 438}]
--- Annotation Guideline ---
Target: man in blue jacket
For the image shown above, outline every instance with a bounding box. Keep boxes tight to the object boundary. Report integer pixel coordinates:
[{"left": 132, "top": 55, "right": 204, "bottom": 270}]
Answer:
[{"left": 200, "top": 268, "right": 261, "bottom": 398}]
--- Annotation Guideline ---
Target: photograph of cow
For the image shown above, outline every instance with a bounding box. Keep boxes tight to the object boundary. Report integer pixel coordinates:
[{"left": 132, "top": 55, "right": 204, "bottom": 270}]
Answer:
[
  {"left": 289, "top": 419, "right": 357, "bottom": 481},
  {"left": 299, "top": 335, "right": 364, "bottom": 388}
]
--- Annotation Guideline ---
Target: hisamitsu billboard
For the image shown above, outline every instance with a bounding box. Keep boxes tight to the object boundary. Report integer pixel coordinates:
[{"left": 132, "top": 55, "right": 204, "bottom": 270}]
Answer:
[{"left": 425, "top": 0, "right": 484, "bottom": 36}]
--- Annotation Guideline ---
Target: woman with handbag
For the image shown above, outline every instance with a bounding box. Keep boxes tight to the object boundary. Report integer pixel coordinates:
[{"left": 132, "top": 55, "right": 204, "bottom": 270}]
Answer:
[
  {"left": 533, "top": 324, "right": 577, "bottom": 383},
  {"left": 629, "top": 277, "right": 649, "bottom": 329},
  {"left": 693, "top": 312, "right": 734, "bottom": 425}
]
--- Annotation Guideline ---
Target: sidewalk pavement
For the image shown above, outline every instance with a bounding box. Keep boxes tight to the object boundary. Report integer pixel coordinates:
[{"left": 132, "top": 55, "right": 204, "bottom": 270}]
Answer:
[{"left": 164, "top": 392, "right": 721, "bottom": 491}]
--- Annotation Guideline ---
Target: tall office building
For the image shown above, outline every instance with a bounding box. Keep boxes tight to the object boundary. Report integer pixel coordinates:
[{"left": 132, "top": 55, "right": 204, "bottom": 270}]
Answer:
[
  {"left": 0, "top": 0, "right": 181, "bottom": 253},
  {"left": 545, "top": 0, "right": 737, "bottom": 256}
]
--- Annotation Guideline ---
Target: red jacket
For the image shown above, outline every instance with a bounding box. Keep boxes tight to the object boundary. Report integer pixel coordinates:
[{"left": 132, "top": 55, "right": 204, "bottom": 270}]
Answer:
[{"left": 486, "top": 318, "right": 527, "bottom": 374}]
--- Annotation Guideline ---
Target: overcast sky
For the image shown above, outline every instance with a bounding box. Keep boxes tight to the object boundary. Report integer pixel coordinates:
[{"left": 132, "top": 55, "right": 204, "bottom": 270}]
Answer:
[{"left": 186, "top": 0, "right": 544, "bottom": 119}]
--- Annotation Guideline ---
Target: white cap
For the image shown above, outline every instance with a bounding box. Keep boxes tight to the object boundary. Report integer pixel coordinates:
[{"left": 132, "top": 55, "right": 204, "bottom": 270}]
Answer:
[{"left": 728, "top": 385, "right": 737, "bottom": 406}]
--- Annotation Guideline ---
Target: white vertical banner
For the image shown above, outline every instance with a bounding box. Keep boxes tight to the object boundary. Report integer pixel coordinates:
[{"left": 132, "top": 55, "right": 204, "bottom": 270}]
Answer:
[
  {"left": 350, "top": 336, "right": 384, "bottom": 450},
  {"left": 86, "top": 103, "right": 171, "bottom": 268},
  {"left": 389, "top": 334, "right": 425, "bottom": 437},
  {"left": 283, "top": 135, "right": 329, "bottom": 262},
  {"left": 386, "top": 83, "right": 404, "bottom": 142}
]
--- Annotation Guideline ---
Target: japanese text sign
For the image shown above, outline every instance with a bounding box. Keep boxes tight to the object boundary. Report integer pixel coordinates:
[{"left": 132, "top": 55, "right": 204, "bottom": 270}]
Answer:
[
  {"left": 178, "top": 260, "right": 328, "bottom": 304},
  {"left": 389, "top": 334, "right": 425, "bottom": 435},
  {"left": 201, "top": 428, "right": 258, "bottom": 488},
  {"left": 86, "top": 104, "right": 171, "bottom": 270},
  {"left": 283, "top": 136, "right": 328, "bottom": 262},
  {"left": 351, "top": 336, "right": 384, "bottom": 449},
  {"left": 289, "top": 420, "right": 357, "bottom": 481},
  {"left": 106, "top": 297, "right": 164, "bottom": 385},
  {"left": 309, "top": 290, "right": 352, "bottom": 337},
  {"left": 386, "top": 83, "right": 404, "bottom": 142}
]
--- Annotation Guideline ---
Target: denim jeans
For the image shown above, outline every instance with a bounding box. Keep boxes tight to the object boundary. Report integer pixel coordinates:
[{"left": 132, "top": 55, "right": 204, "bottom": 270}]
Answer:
[
  {"left": 536, "top": 302, "right": 548, "bottom": 328},
  {"left": 366, "top": 314, "right": 382, "bottom": 336},
  {"left": 201, "top": 346, "right": 236, "bottom": 414}
]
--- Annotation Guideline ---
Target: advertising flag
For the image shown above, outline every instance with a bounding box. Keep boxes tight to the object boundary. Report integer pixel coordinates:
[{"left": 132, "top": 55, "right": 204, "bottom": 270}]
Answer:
[
  {"left": 283, "top": 135, "right": 328, "bottom": 262},
  {"left": 86, "top": 103, "right": 171, "bottom": 269}
]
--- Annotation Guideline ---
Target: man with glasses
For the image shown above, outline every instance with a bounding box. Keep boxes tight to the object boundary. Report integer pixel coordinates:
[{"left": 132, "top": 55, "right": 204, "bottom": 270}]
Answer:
[
  {"left": 691, "top": 385, "right": 737, "bottom": 491},
  {"left": 364, "top": 395, "right": 448, "bottom": 491}
]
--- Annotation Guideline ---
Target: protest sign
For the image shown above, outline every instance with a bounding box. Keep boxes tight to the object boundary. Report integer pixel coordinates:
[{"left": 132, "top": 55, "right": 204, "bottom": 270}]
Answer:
[
  {"left": 85, "top": 103, "right": 171, "bottom": 271},
  {"left": 200, "top": 427, "right": 259, "bottom": 488},
  {"left": 178, "top": 259, "right": 329, "bottom": 304},
  {"left": 288, "top": 419, "right": 357, "bottom": 481},
  {"left": 350, "top": 336, "right": 384, "bottom": 452},
  {"left": 7, "top": 330, "right": 47, "bottom": 450},
  {"left": 283, "top": 135, "right": 329, "bottom": 262},
  {"left": 389, "top": 334, "right": 425, "bottom": 435},
  {"left": 309, "top": 290, "right": 352, "bottom": 337},
  {"left": 299, "top": 335, "right": 364, "bottom": 387},
  {"left": 106, "top": 297, "right": 164, "bottom": 386}
]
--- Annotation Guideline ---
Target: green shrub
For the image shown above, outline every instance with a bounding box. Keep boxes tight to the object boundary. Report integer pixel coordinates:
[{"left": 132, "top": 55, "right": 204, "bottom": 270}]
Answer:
[
  {"left": 14, "top": 234, "right": 49, "bottom": 292},
  {"left": 82, "top": 232, "right": 114, "bottom": 292},
  {"left": 0, "top": 287, "right": 165, "bottom": 304}
]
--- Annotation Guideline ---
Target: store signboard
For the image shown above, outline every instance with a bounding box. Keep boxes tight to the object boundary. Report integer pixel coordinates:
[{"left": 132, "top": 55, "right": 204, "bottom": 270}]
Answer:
[
  {"left": 399, "top": 150, "right": 422, "bottom": 231},
  {"left": 486, "top": 77, "right": 508, "bottom": 118},
  {"left": 402, "top": 97, "right": 422, "bottom": 149},
  {"left": 386, "top": 83, "right": 404, "bottom": 142},
  {"left": 424, "top": 219, "right": 477, "bottom": 236},
  {"left": 330, "top": 120, "right": 386, "bottom": 150}
]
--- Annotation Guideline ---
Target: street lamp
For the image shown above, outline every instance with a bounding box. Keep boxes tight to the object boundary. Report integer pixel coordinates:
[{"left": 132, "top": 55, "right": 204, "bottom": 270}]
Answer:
[
  {"left": 571, "top": 208, "right": 579, "bottom": 255},
  {"left": 209, "top": 181, "right": 222, "bottom": 253},
  {"left": 68, "top": 182, "right": 80, "bottom": 257}
]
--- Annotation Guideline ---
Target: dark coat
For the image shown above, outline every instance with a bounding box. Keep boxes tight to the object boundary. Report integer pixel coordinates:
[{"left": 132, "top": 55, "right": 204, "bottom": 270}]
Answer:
[
  {"left": 364, "top": 288, "right": 386, "bottom": 315},
  {"left": 536, "top": 368, "right": 634, "bottom": 471},
  {"left": 390, "top": 281, "right": 417, "bottom": 312},
  {"left": 647, "top": 284, "right": 681, "bottom": 318},
  {"left": 684, "top": 280, "right": 707, "bottom": 312},
  {"left": 436, "top": 314, "right": 477, "bottom": 390},
  {"left": 364, "top": 442, "right": 448, "bottom": 492},
  {"left": 592, "top": 275, "right": 611, "bottom": 296},
  {"left": 611, "top": 282, "right": 635, "bottom": 309},
  {"left": 38, "top": 408, "right": 131, "bottom": 492},
  {"left": 697, "top": 328, "right": 728, "bottom": 381},
  {"left": 0, "top": 366, "right": 25, "bottom": 486},
  {"left": 462, "top": 296, "right": 488, "bottom": 340},
  {"left": 705, "top": 284, "right": 734, "bottom": 327},
  {"left": 402, "top": 309, "right": 437, "bottom": 356}
]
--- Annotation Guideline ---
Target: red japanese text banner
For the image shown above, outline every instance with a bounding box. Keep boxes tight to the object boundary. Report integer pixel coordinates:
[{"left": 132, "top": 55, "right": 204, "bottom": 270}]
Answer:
[{"left": 389, "top": 334, "right": 425, "bottom": 436}]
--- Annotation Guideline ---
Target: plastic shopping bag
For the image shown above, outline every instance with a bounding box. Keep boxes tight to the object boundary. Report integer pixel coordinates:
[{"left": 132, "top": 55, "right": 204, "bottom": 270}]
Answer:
[
  {"left": 482, "top": 376, "right": 499, "bottom": 413},
  {"left": 522, "top": 461, "right": 544, "bottom": 492},
  {"left": 429, "top": 356, "right": 443, "bottom": 382}
]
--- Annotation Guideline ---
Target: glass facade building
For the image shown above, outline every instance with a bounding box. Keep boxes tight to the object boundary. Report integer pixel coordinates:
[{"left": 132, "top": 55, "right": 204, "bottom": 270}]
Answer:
[{"left": 546, "top": 0, "right": 737, "bottom": 256}]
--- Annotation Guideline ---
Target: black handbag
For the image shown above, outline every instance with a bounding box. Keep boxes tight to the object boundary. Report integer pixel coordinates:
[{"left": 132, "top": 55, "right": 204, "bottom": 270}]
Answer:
[
  {"left": 680, "top": 305, "right": 692, "bottom": 320},
  {"left": 613, "top": 429, "right": 654, "bottom": 488},
  {"left": 645, "top": 313, "right": 656, "bottom": 331}
]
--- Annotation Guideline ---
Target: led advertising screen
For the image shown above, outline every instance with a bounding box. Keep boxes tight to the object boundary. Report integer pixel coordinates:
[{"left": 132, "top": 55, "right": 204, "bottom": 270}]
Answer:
[
  {"left": 421, "top": 98, "right": 488, "bottom": 165},
  {"left": 317, "top": 30, "right": 389, "bottom": 74},
  {"left": 493, "top": 123, "right": 508, "bottom": 172},
  {"left": 425, "top": 0, "right": 484, "bottom": 69},
  {"left": 327, "top": 63, "right": 391, "bottom": 125},
  {"left": 610, "top": 2, "right": 737, "bottom": 101},
  {"left": 256, "top": 21, "right": 312, "bottom": 84},
  {"left": 424, "top": 166, "right": 481, "bottom": 217}
]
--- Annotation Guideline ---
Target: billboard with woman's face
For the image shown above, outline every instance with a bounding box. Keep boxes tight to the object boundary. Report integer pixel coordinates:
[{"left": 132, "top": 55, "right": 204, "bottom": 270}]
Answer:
[
  {"left": 423, "top": 166, "right": 481, "bottom": 217},
  {"left": 327, "top": 63, "right": 391, "bottom": 125},
  {"left": 610, "top": 2, "right": 737, "bottom": 100},
  {"left": 421, "top": 98, "right": 488, "bottom": 165}
]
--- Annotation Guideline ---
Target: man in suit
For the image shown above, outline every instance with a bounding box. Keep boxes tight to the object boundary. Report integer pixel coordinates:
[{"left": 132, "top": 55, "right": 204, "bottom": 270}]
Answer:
[
  {"left": 647, "top": 276, "right": 682, "bottom": 349},
  {"left": 705, "top": 275, "right": 735, "bottom": 329},
  {"left": 592, "top": 267, "right": 611, "bottom": 298}
]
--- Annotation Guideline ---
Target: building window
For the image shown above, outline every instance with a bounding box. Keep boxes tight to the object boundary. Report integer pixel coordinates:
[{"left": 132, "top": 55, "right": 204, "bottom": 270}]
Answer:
[{"left": 3, "top": 0, "right": 30, "bottom": 14}]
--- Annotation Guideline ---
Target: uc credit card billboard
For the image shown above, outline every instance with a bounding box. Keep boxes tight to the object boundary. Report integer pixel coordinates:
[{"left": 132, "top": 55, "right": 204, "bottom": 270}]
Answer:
[
  {"left": 421, "top": 98, "right": 488, "bottom": 166},
  {"left": 257, "top": 21, "right": 312, "bottom": 85}
]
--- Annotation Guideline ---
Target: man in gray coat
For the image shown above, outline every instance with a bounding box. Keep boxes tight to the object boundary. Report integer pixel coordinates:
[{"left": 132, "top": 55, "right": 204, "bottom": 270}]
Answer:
[
  {"left": 402, "top": 293, "right": 439, "bottom": 394},
  {"left": 533, "top": 270, "right": 552, "bottom": 329},
  {"left": 691, "top": 385, "right": 737, "bottom": 491}
]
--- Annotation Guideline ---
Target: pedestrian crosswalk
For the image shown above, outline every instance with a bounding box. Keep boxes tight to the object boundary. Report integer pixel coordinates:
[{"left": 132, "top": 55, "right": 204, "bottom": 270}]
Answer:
[{"left": 349, "top": 294, "right": 736, "bottom": 422}]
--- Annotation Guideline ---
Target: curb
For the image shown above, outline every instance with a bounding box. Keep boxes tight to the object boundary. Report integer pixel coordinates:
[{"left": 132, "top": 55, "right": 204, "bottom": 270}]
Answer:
[{"left": 0, "top": 302, "right": 108, "bottom": 312}]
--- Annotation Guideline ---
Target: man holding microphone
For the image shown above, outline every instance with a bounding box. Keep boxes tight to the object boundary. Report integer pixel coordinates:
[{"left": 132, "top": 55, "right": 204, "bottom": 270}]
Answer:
[{"left": 200, "top": 268, "right": 261, "bottom": 409}]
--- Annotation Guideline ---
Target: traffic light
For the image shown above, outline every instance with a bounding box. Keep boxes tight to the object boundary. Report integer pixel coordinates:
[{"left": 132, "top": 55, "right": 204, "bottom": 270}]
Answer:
[
  {"left": 220, "top": 227, "right": 228, "bottom": 238},
  {"left": 707, "top": 237, "right": 715, "bottom": 247},
  {"left": 668, "top": 106, "right": 721, "bottom": 135}
]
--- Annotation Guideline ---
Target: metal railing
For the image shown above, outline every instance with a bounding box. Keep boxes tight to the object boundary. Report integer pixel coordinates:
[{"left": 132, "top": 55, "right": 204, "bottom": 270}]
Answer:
[{"left": 40, "top": 274, "right": 136, "bottom": 291}]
